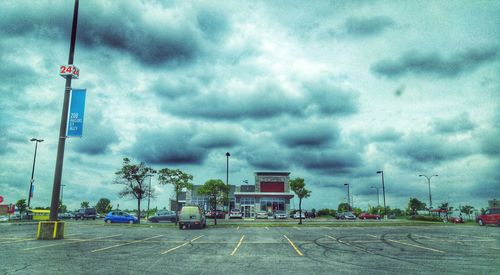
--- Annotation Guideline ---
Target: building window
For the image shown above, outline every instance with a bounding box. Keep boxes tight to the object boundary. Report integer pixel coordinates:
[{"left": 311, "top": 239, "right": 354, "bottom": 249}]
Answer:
[
  {"left": 260, "top": 197, "right": 285, "bottom": 212},
  {"left": 240, "top": 197, "right": 255, "bottom": 205}
]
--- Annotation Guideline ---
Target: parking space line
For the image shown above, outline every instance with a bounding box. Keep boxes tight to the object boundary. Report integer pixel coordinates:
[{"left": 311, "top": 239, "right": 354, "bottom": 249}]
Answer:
[
  {"left": 91, "top": 235, "right": 163, "bottom": 253},
  {"left": 0, "top": 238, "right": 35, "bottom": 244},
  {"left": 387, "top": 239, "right": 445, "bottom": 253},
  {"left": 366, "top": 234, "right": 377, "bottom": 238},
  {"left": 237, "top": 226, "right": 240, "bottom": 230},
  {"left": 24, "top": 234, "right": 122, "bottom": 251},
  {"left": 230, "top": 235, "right": 245, "bottom": 256},
  {"left": 161, "top": 235, "right": 204, "bottom": 255},
  {"left": 283, "top": 235, "right": 303, "bottom": 256},
  {"left": 293, "top": 226, "right": 302, "bottom": 230},
  {"left": 265, "top": 227, "right": 269, "bottom": 230}
]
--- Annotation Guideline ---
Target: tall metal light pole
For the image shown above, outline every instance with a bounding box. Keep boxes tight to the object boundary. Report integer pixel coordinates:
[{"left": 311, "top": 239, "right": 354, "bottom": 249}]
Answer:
[
  {"left": 344, "top": 183, "right": 350, "bottom": 211},
  {"left": 376, "top": 171, "right": 387, "bottom": 219},
  {"left": 226, "top": 152, "right": 230, "bottom": 215},
  {"left": 146, "top": 174, "right": 153, "bottom": 219},
  {"left": 419, "top": 174, "right": 438, "bottom": 210},
  {"left": 28, "top": 138, "right": 43, "bottom": 210},
  {"left": 49, "top": 0, "right": 80, "bottom": 221},
  {"left": 370, "top": 186, "right": 380, "bottom": 213}
]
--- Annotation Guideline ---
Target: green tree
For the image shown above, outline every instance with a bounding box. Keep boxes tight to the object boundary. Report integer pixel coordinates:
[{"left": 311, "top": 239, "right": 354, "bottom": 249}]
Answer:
[
  {"left": 157, "top": 168, "right": 194, "bottom": 225},
  {"left": 197, "top": 179, "right": 229, "bottom": 226},
  {"left": 460, "top": 205, "right": 474, "bottom": 220},
  {"left": 15, "top": 199, "right": 27, "bottom": 216},
  {"left": 80, "top": 201, "right": 90, "bottom": 208},
  {"left": 408, "top": 197, "right": 426, "bottom": 216},
  {"left": 113, "top": 157, "right": 156, "bottom": 224},
  {"left": 95, "top": 198, "right": 112, "bottom": 214},
  {"left": 289, "top": 177, "right": 311, "bottom": 225},
  {"left": 58, "top": 201, "right": 67, "bottom": 213},
  {"left": 338, "top": 202, "right": 350, "bottom": 213}
]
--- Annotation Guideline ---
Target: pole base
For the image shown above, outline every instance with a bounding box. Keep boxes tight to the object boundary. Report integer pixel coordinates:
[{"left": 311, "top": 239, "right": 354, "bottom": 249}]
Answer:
[{"left": 37, "top": 221, "right": 65, "bottom": 240}]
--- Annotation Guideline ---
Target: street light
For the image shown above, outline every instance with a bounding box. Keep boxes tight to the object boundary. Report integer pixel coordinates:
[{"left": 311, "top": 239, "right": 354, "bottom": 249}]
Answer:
[
  {"left": 344, "top": 183, "right": 350, "bottom": 211},
  {"left": 146, "top": 174, "right": 153, "bottom": 219},
  {"left": 28, "top": 138, "right": 43, "bottom": 210},
  {"left": 226, "top": 152, "right": 230, "bottom": 215},
  {"left": 370, "top": 186, "right": 380, "bottom": 214},
  {"left": 419, "top": 174, "right": 438, "bottom": 210},
  {"left": 376, "top": 171, "right": 387, "bottom": 219}
]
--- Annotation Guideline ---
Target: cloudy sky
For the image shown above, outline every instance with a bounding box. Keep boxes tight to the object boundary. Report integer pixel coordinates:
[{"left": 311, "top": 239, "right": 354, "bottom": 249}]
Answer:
[{"left": 1, "top": 0, "right": 499, "bottom": 212}]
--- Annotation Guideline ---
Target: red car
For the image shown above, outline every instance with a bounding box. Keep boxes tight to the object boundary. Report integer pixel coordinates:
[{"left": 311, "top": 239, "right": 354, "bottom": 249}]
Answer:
[
  {"left": 447, "top": 216, "right": 464, "bottom": 223},
  {"left": 476, "top": 208, "right": 500, "bottom": 226},
  {"left": 358, "top": 213, "right": 380, "bottom": 220}
]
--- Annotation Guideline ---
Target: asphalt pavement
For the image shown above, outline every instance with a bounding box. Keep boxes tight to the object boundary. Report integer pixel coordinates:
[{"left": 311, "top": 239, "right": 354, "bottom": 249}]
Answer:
[{"left": 0, "top": 220, "right": 499, "bottom": 274}]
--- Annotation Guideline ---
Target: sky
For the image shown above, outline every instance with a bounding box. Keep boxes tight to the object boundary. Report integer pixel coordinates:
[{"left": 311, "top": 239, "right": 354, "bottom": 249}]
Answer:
[{"left": 1, "top": 0, "right": 499, "bottom": 212}]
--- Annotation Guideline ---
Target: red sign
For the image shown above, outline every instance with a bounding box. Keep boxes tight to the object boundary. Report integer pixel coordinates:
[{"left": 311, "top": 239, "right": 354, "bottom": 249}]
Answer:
[
  {"left": 59, "top": 64, "right": 80, "bottom": 79},
  {"left": 0, "top": 196, "right": 3, "bottom": 203}
]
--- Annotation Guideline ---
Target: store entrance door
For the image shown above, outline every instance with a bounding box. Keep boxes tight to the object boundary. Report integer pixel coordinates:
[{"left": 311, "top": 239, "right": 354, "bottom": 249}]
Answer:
[{"left": 241, "top": 205, "right": 254, "bottom": 218}]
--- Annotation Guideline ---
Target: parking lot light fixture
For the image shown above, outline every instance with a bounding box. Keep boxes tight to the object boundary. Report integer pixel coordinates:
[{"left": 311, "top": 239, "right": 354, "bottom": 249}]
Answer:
[
  {"left": 376, "top": 171, "right": 387, "bottom": 219},
  {"left": 28, "top": 138, "right": 44, "bottom": 210},
  {"left": 370, "top": 186, "right": 380, "bottom": 214},
  {"left": 419, "top": 174, "right": 438, "bottom": 210},
  {"left": 344, "top": 183, "right": 350, "bottom": 211}
]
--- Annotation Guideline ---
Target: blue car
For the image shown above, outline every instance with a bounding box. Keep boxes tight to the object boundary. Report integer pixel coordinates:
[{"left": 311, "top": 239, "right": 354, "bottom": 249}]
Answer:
[{"left": 104, "top": 211, "right": 138, "bottom": 224}]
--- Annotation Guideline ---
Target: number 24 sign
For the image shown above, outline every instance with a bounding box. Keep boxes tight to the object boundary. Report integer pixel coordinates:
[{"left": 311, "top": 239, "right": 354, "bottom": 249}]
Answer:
[{"left": 59, "top": 64, "right": 80, "bottom": 79}]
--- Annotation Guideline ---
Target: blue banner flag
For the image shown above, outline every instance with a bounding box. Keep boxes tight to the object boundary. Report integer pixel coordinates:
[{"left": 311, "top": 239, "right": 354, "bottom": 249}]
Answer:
[{"left": 67, "top": 89, "right": 86, "bottom": 137}]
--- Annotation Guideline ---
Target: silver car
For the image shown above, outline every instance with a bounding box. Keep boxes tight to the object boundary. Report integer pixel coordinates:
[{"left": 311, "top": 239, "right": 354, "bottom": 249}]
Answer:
[{"left": 274, "top": 211, "right": 287, "bottom": 219}]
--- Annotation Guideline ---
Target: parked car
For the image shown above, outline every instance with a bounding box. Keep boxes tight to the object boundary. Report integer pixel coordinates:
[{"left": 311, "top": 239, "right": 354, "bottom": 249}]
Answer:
[
  {"left": 58, "top": 212, "right": 74, "bottom": 219},
  {"left": 358, "top": 213, "right": 381, "bottom": 220},
  {"left": 274, "top": 210, "right": 287, "bottom": 219},
  {"left": 336, "top": 212, "right": 357, "bottom": 220},
  {"left": 229, "top": 209, "right": 243, "bottom": 219},
  {"left": 104, "top": 211, "right": 138, "bottom": 224},
  {"left": 74, "top": 208, "right": 97, "bottom": 220},
  {"left": 476, "top": 208, "right": 500, "bottom": 226},
  {"left": 0, "top": 215, "right": 9, "bottom": 222},
  {"left": 256, "top": 211, "right": 269, "bottom": 219},
  {"left": 148, "top": 210, "right": 177, "bottom": 223},
  {"left": 293, "top": 211, "right": 305, "bottom": 219},
  {"left": 179, "top": 205, "right": 206, "bottom": 229},
  {"left": 447, "top": 216, "right": 464, "bottom": 223}
]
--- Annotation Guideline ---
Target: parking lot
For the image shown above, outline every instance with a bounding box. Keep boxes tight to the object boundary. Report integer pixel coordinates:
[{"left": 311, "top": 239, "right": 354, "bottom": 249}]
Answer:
[{"left": 1, "top": 221, "right": 499, "bottom": 274}]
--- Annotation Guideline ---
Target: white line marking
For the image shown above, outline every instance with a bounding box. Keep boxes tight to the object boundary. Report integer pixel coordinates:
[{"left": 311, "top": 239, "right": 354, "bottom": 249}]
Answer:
[
  {"left": 161, "top": 235, "right": 204, "bottom": 255},
  {"left": 387, "top": 239, "right": 445, "bottom": 253},
  {"left": 231, "top": 235, "right": 245, "bottom": 256},
  {"left": 91, "top": 235, "right": 163, "bottom": 253}
]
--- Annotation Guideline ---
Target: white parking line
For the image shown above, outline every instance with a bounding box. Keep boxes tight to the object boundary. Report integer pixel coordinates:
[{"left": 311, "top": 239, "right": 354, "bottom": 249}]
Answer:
[
  {"left": 265, "top": 227, "right": 269, "bottom": 230},
  {"left": 231, "top": 235, "right": 245, "bottom": 256},
  {"left": 387, "top": 238, "right": 445, "bottom": 253},
  {"left": 24, "top": 234, "right": 122, "bottom": 251},
  {"left": 91, "top": 235, "right": 163, "bottom": 253},
  {"left": 236, "top": 226, "right": 240, "bottom": 230},
  {"left": 293, "top": 226, "right": 302, "bottom": 230},
  {"left": 366, "top": 234, "right": 377, "bottom": 238},
  {"left": 161, "top": 235, "right": 204, "bottom": 255}
]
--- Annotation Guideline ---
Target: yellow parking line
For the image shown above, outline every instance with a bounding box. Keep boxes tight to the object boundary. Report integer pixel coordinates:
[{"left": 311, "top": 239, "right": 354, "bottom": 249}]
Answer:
[
  {"left": 231, "top": 235, "right": 245, "bottom": 256},
  {"left": 161, "top": 235, "right": 204, "bottom": 255},
  {"left": 91, "top": 235, "right": 163, "bottom": 253},
  {"left": 387, "top": 239, "right": 445, "bottom": 253},
  {"left": 283, "top": 235, "right": 303, "bottom": 256},
  {"left": 24, "top": 234, "right": 122, "bottom": 251}
]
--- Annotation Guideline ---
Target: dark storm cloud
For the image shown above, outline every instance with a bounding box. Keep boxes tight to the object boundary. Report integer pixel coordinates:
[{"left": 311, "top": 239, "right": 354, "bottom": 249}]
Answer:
[
  {"left": 344, "top": 16, "right": 395, "bottom": 37},
  {"left": 372, "top": 46, "right": 499, "bottom": 78},
  {"left": 431, "top": 112, "right": 476, "bottom": 134},
  {"left": 395, "top": 134, "right": 471, "bottom": 164},
  {"left": 160, "top": 76, "right": 358, "bottom": 120},
  {"left": 244, "top": 145, "right": 290, "bottom": 171},
  {"left": 130, "top": 124, "right": 241, "bottom": 165},
  {"left": 480, "top": 127, "right": 500, "bottom": 156},
  {"left": 276, "top": 122, "right": 339, "bottom": 148},
  {"left": 372, "top": 128, "right": 402, "bottom": 142},
  {"left": 292, "top": 149, "right": 363, "bottom": 175},
  {"left": 73, "top": 111, "right": 118, "bottom": 155}
]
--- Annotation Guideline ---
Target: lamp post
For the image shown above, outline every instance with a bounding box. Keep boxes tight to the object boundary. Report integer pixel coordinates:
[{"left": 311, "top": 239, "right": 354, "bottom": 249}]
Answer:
[
  {"left": 225, "top": 152, "right": 230, "bottom": 216},
  {"left": 28, "top": 138, "right": 43, "bottom": 210},
  {"left": 49, "top": 0, "right": 80, "bottom": 221},
  {"left": 344, "top": 183, "right": 350, "bottom": 211},
  {"left": 370, "top": 186, "right": 380, "bottom": 214},
  {"left": 146, "top": 174, "right": 153, "bottom": 219},
  {"left": 376, "top": 171, "right": 387, "bottom": 219},
  {"left": 419, "top": 174, "right": 438, "bottom": 210}
]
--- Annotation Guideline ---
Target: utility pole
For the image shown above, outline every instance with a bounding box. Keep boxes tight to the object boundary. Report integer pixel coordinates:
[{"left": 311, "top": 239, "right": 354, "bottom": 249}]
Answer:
[
  {"left": 49, "top": 0, "right": 79, "bottom": 221},
  {"left": 28, "top": 138, "right": 43, "bottom": 210}
]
